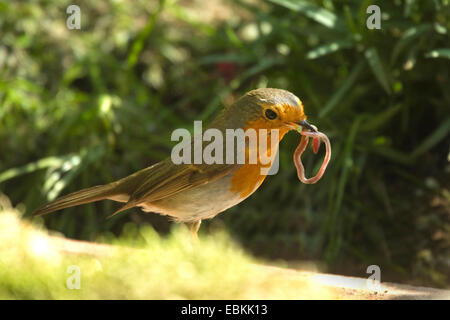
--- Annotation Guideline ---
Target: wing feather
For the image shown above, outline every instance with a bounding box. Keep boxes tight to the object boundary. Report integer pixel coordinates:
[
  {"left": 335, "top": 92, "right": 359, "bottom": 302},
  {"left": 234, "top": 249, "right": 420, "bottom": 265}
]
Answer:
[{"left": 107, "top": 160, "right": 234, "bottom": 217}]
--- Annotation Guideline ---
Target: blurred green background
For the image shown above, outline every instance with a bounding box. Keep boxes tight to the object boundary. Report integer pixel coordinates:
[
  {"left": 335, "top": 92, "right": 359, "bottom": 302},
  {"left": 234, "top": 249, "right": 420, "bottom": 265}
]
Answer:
[{"left": 0, "top": 0, "right": 449, "bottom": 288}]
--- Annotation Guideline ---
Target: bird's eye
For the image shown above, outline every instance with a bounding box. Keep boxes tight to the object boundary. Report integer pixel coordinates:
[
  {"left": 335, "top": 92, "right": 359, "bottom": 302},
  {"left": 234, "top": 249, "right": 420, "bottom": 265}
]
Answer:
[{"left": 264, "top": 109, "right": 277, "bottom": 120}]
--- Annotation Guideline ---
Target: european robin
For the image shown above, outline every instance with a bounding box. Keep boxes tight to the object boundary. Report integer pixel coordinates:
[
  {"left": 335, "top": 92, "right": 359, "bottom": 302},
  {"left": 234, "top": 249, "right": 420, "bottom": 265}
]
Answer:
[{"left": 33, "top": 88, "right": 317, "bottom": 237}]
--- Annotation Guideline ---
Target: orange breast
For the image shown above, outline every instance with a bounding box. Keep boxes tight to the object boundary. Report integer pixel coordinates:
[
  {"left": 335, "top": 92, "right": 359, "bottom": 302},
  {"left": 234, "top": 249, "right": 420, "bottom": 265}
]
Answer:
[{"left": 229, "top": 120, "right": 289, "bottom": 199}]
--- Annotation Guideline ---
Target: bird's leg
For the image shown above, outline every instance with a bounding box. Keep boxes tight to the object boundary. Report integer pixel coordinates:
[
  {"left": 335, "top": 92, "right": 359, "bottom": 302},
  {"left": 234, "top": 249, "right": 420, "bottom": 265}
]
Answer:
[{"left": 185, "top": 220, "right": 202, "bottom": 240}]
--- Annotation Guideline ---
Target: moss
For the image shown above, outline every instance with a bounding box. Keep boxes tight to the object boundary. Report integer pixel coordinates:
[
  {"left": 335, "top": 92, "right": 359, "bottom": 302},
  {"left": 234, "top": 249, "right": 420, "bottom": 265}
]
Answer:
[{"left": 0, "top": 198, "right": 336, "bottom": 299}]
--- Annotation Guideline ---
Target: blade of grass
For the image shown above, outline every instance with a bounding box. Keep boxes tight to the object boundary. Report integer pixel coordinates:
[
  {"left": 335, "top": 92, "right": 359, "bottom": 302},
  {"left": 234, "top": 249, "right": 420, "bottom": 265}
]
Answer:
[
  {"left": 43, "top": 147, "right": 105, "bottom": 201},
  {"left": 360, "top": 103, "right": 404, "bottom": 132},
  {"left": 425, "top": 48, "right": 450, "bottom": 59},
  {"left": 343, "top": 5, "right": 357, "bottom": 34},
  {"left": 434, "top": 23, "right": 447, "bottom": 35},
  {"left": 391, "top": 24, "right": 432, "bottom": 64},
  {"left": 319, "top": 59, "right": 365, "bottom": 118},
  {"left": 325, "top": 116, "right": 363, "bottom": 262},
  {"left": 0, "top": 156, "right": 69, "bottom": 184},
  {"left": 198, "top": 54, "right": 252, "bottom": 65},
  {"left": 404, "top": 0, "right": 416, "bottom": 18},
  {"left": 266, "top": 0, "right": 342, "bottom": 30},
  {"left": 306, "top": 39, "right": 354, "bottom": 60},
  {"left": 365, "top": 47, "right": 392, "bottom": 95},
  {"left": 370, "top": 146, "right": 414, "bottom": 165},
  {"left": 127, "top": 0, "right": 166, "bottom": 69},
  {"left": 357, "top": 0, "right": 374, "bottom": 30},
  {"left": 411, "top": 117, "right": 450, "bottom": 158},
  {"left": 225, "top": 26, "right": 244, "bottom": 49}
]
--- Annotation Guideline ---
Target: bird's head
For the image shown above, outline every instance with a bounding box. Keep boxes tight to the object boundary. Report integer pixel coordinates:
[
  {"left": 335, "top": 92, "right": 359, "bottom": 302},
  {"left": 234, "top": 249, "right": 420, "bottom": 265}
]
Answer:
[{"left": 220, "top": 88, "right": 316, "bottom": 135}]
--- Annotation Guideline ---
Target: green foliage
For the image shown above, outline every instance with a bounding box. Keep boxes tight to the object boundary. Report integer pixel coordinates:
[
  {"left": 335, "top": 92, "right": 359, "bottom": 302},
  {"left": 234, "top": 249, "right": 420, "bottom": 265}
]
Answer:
[{"left": 0, "top": 0, "right": 449, "bottom": 287}]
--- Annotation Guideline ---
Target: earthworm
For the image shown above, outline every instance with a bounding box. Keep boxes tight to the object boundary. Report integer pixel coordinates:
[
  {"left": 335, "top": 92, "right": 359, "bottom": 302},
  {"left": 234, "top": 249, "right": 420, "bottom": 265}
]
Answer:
[{"left": 294, "top": 128, "right": 331, "bottom": 184}]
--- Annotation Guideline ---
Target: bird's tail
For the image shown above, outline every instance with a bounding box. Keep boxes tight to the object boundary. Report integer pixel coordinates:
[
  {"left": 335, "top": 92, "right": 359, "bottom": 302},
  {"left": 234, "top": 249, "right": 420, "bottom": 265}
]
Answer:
[{"left": 33, "top": 183, "right": 119, "bottom": 217}]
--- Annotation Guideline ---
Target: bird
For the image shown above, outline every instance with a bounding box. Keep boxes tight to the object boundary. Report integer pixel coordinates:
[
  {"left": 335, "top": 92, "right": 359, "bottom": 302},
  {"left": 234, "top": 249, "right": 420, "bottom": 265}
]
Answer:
[{"left": 33, "top": 88, "right": 317, "bottom": 237}]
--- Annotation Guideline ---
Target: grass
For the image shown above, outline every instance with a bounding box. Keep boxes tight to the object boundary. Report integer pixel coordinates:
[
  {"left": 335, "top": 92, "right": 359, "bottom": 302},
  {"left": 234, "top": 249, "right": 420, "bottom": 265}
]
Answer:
[{"left": 0, "top": 194, "right": 338, "bottom": 299}]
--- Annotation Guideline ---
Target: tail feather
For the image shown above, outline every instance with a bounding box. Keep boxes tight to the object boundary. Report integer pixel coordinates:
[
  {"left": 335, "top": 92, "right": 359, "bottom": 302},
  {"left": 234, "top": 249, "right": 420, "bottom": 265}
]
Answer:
[
  {"left": 33, "top": 184, "right": 119, "bottom": 216},
  {"left": 106, "top": 201, "right": 136, "bottom": 219}
]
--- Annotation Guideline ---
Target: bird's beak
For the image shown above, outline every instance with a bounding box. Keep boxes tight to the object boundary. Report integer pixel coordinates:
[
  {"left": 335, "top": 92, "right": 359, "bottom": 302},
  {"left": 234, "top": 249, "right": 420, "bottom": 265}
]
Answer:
[
  {"left": 297, "top": 119, "right": 317, "bottom": 132},
  {"left": 287, "top": 119, "right": 317, "bottom": 132}
]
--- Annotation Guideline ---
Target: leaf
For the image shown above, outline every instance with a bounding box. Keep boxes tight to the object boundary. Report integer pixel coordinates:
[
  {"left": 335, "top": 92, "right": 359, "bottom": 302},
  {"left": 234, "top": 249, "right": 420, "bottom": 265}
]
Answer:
[
  {"left": 0, "top": 156, "right": 69, "bottom": 184},
  {"left": 433, "top": 0, "right": 441, "bottom": 10},
  {"left": 391, "top": 24, "right": 432, "bottom": 63},
  {"left": 198, "top": 54, "right": 252, "bottom": 65},
  {"left": 360, "top": 104, "right": 404, "bottom": 132},
  {"left": 434, "top": 23, "right": 447, "bottom": 35},
  {"left": 371, "top": 147, "right": 414, "bottom": 165},
  {"left": 343, "top": 5, "right": 357, "bottom": 34},
  {"left": 335, "top": 118, "right": 362, "bottom": 212},
  {"left": 127, "top": 0, "right": 166, "bottom": 69},
  {"left": 411, "top": 117, "right": 450, "bottom": 158},
  {"left": 44, "top": 147, "right": 105, "bottom": 201},
  {"left": 225, "top": 27, "right": 244, "bottom": 48},
  {"left": 357, "top": 0, "right": 375, "bottom": 28},
  {"left": 403, "top": 0, "right": 416, "bottom": 18},
  {"left": 365, "top": 47, "right": 392, "bottom": 95},
  {"left": 370, "top": 117, "right": 450, "bottom": 163},
  {"left": 306, "top": 39, "right": 354, "bottom": 59},
  {"left": 324, "top": 116, "right": 363, "bottom": 262},
  {"left": 319, "top": 59, "right": 365, "bottom": 118},
  {"left": 266, "top": 0, "right": 341, "bottom": 29},
  {"left": 424, "top": 48, "right": 450, "bottom": 60}
]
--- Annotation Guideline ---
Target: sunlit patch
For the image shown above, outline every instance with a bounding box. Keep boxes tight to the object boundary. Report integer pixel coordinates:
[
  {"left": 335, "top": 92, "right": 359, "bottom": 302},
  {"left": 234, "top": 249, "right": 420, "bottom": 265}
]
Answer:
[
  {"left": 26, "top": 232, "right": 61, "bottom": 264},
  {"left": 312, "top": 273, "right": 386, "bottom": 292},
  {"left": 28, "top": 233, "right": 51, "bottom": 257}
]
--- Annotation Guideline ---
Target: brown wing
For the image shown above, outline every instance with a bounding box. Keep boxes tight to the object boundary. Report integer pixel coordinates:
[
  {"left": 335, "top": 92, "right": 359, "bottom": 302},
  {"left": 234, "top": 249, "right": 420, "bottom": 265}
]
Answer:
[{"left": 108, "top": 159, "right": 234, "bottom": 217}]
